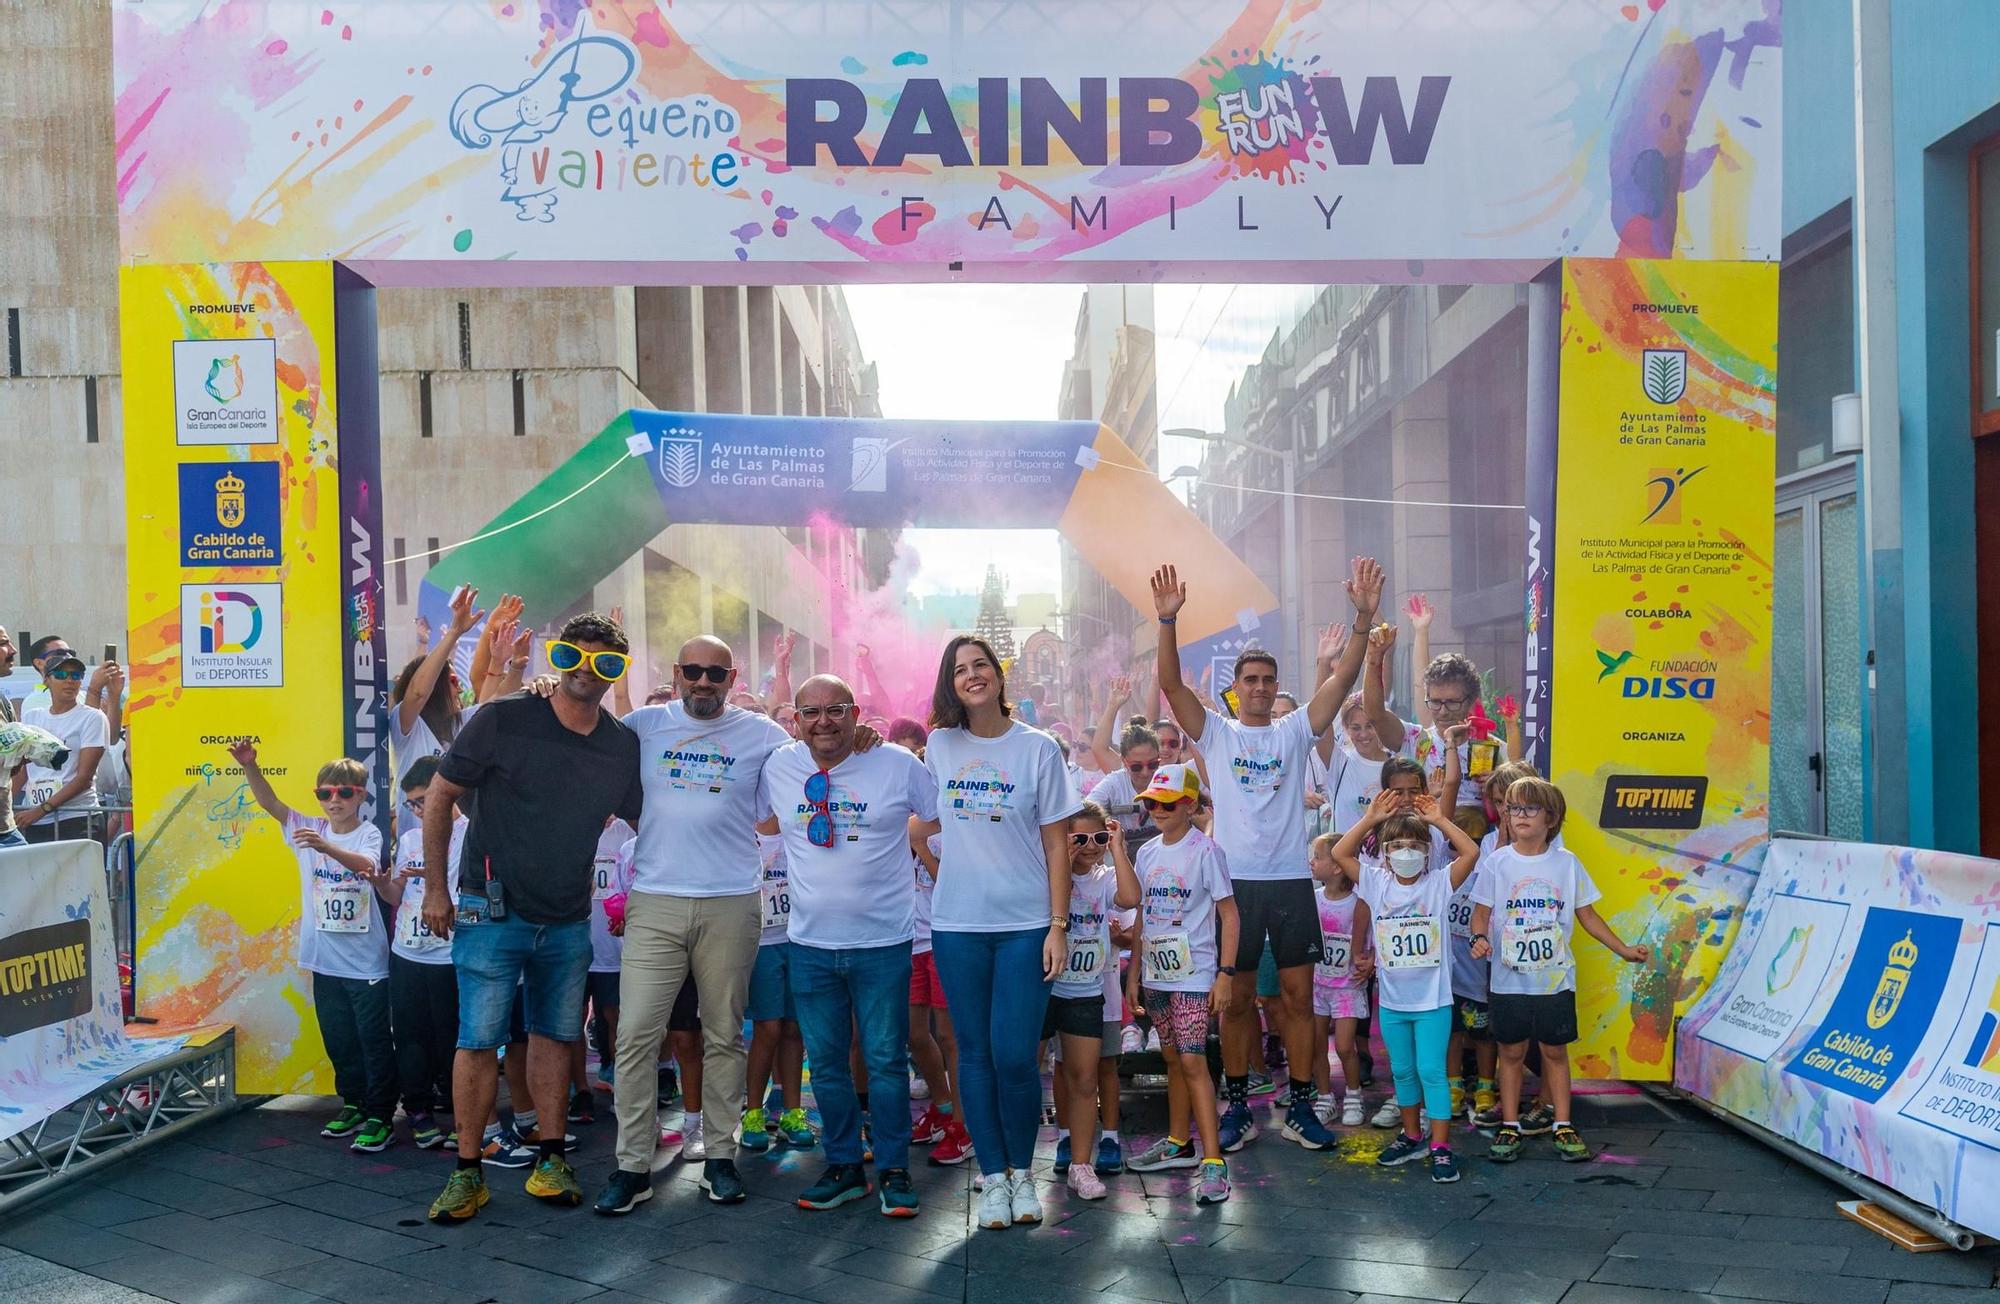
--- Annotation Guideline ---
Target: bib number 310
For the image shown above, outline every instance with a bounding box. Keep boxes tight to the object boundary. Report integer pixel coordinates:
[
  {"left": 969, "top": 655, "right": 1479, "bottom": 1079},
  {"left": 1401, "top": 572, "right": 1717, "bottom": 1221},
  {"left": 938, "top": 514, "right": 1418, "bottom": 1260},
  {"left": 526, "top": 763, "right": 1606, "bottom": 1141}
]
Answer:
[{"left": 1377, "top": 915, "right": 1440, "bottom": 970}]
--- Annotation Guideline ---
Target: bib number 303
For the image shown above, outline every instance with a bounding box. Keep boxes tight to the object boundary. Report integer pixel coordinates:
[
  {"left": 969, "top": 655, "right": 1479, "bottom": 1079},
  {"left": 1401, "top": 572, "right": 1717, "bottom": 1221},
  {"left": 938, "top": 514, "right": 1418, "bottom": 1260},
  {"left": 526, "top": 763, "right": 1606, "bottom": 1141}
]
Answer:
[
  {"left": 1377, "top": 915, "right": 1440, "bottom": 970},
  {"left": 1142, "top": 932, "right": 1194, "bottom": 984}
]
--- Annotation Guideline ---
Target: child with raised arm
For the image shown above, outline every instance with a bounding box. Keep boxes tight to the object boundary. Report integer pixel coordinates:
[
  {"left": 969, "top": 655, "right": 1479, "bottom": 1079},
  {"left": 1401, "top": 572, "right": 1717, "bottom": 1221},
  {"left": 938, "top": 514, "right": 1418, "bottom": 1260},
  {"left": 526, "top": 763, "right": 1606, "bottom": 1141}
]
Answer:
[
  {"left": 1472, "top": 776, "right": 1649, "bottom": 1164},
  {"left": 226, "top": 739, "right": 394, "bottom": 1152},
  {"left": 1333, "top": 788, "right": 1481, "bottom": 1183}
]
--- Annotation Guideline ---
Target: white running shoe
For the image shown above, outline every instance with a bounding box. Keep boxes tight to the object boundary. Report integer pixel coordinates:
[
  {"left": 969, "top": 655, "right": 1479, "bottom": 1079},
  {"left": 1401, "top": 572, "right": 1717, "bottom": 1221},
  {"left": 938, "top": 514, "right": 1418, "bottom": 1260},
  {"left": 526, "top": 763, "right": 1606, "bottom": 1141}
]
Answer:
[
  {"left": 1341, "top": 1095, "right": 1366, "bottom": 1127},
  {"left": 1145, "top": 1028, "right": 1162, "bottom": 1052},
  {"left": 1119, "top": 1024, "right": 1144, "bottom": 1054},
  {"left": 977, "top": 1176, "right": 1013, "bottom": 1229},
  {"left": 910, "top": 1076, "right": 930, "bottom": 1100},
  {"left": 1009, "top": 1172, "right": 1043, "bottom": 1224},
  {"left": 1371, "top": 1099, "right": 1403, "bottom": 1129},
  {"left": 1314, "top": 1097, "right": 1336, "bottom": 1126},
  {"left": 682, "top": 1130, "right": 707, "bottom": 1163}
]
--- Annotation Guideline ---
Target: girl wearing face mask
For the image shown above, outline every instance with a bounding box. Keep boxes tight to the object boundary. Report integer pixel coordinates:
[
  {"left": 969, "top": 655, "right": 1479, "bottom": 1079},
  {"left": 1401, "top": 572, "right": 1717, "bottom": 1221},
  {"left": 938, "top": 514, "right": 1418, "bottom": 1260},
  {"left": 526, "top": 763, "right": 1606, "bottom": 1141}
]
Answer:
[{"left": 1331, "top": 788, "right": 1480, "bottom": 1184}]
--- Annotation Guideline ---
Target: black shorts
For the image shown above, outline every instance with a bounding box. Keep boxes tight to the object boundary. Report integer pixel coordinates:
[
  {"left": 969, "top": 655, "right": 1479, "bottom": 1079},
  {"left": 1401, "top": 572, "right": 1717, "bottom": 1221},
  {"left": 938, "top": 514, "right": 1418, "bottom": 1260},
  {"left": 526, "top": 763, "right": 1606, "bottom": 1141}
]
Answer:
[
  {"left": 1231, "top": 877, "right": 1323, "bottom": 971},
  {"left": 1453, "top": 995, "right": 1492, "bottom": 1041},
  {"left": 667, "top": 976, "right": 701, "bottom": 1033},
  {"left": 1489, "top": 989, "right": 1578, "bottom": 1046},
  {"left": 1041, "top": 993, "right": 1106, "bottom": 1041},
  {"left": 585, "top": 970, "right": 620, "bottom": 1011}
]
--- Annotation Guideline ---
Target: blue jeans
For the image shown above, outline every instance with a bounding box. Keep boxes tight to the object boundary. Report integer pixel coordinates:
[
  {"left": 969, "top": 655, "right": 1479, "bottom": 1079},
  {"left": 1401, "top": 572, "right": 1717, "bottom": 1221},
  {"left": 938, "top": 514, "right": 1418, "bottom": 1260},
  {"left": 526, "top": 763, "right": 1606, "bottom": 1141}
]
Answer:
[
  {"left": 451, "top": 904, "right": 592, "bottom": 1049},
  {"left": 0, "top": 828, "right": 24, "bottom": 848},
  {"left": 1379, "top": 1004, "right": 1454, "bottom": 1121},
  {"left": 931, "top": 928, "right": 1054, "bottom": 1174},
  {"left": 747, "top": 942, "right": 796, "bottom": 1023},
  {"left": 789, "top": 941, "right": 912, "bottom": 1169}
]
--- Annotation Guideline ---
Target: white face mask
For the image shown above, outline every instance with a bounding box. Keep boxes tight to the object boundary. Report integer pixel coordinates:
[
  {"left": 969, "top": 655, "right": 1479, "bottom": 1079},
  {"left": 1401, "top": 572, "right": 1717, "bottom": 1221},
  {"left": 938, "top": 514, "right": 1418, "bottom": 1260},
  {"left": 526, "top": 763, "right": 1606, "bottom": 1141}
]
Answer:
[{"left": 1387, "top": 847, "right": 1427, "bottom": 877}]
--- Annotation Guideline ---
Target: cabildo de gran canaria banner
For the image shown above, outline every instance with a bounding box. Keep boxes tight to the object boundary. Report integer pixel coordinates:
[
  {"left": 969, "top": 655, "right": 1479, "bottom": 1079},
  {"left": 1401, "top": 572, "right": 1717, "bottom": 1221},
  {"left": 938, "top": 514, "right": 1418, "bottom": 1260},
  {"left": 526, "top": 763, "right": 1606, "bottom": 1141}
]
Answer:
[
  {"left": 1548, "top": 259, "right": 1776, "bottom": 1080},
  {"left": 113, "top": 1, "right": 1780, "bottom": 276},
  {"left": 1680, "top": 839, "right": 2000, "bottom": 1241}
]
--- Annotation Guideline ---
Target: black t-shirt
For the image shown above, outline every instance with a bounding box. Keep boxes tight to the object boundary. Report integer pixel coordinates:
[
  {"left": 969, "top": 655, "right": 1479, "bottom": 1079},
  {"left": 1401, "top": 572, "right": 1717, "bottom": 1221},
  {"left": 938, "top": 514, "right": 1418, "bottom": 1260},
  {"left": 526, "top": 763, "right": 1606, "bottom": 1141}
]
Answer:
[{"left": 439, "top": 692, "right": 643, "bottom": 925}]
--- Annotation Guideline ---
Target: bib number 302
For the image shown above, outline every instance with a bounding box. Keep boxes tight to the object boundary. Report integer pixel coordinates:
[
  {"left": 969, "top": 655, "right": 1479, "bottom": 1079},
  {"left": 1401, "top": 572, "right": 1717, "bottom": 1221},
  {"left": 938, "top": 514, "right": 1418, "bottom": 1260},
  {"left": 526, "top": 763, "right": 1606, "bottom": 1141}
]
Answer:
[
  {"left": 1377, "top": 915, "right": 1440, "bottom": 970},
  {"left": 1143, "top": 932, "right": 1194, "bottom": 984}
]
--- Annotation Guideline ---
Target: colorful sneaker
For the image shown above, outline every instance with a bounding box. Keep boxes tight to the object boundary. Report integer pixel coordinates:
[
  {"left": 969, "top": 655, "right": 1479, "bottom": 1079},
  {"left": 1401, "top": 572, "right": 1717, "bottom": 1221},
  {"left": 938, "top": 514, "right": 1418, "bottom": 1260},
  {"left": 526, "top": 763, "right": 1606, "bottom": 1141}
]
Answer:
[
  {"left": 1218, "top": 1103, "right": 1256, "bottom": 1153},
  {"left": 595, "top": 1063, "right": 615, "bottom": 1090},
  {"left": 1449, "top": 1080, "right": 1467, "bottom": 1119},
  {"left": 977, "top": 1176, "right": 1013, "bottom": 1229},
  {"left": 778, "top": 1107, "right": 818, "bottom": 1149},
  {"left": 1377, "top": 1132, "right": 1427, "bottom": 1167},
  {"left": 739, "top": 1108, "right": 772, "bottom": 1154},
  {"left": 1471, "top": 1101, "right": 1504, "bottom": 1131},
  {"left": 928, "top": 1117, "right": 971, "bottom": 1166},
  {"left": 1052, "top": 1134, "right": 1073, "bottom": 1176},
  {"left": 910, "top": 1076, "right": 931, "bottom": 1101},
  {"left": 427, "top": 1167, "right": 489, "bottom": 1223},
  {"left": 526, "top": 1153, "right": 583, "bottom": 1205},
  {"left": 410, "top": 1112, "right": 444, "bottom": 1150},
  {"left": 1552, "top": 1125, "right": 1592, "bottom": 1162},
  {"left": 1194, "top": 1158, "right": 1231, "bottom": 1204},
  {"left": 1371, "top": 1099, "right": 1404, "bottom": 1129},
  {"left": 1068, "top": 1161, "right": 1107, "bottom": 1200},
  {"left": 1430, "top": 1146, "right": 1462, "bottom": 1183},
  {"left": 1009, "top": 1172, "right": 1042, "bottom": 1225},
  {"left": 593, "top": 1169, "right": 652, "bottom": 1216},
  {"left": 320, "top": 1105, "right": 364, "bottom": 1139},
  {"left": 878, "top": 1168, "right": 920, "bottom": 1218},
  {"left": 441, "top": 1130, "right": 459, "bottom": 1151},
  {"left": 1519, "top": 1102, "right": 1556, "bottom": 1135},
  {"left": 349, "top": 1117, "right": 392, "bottom": 1153},
  {"left": 1472, "top": 1085, "right": 1499, "bottom": 1119},
  {"left": 567, "top": 1089, "right": 595, "bottom": 1126},
  {"left": 1093, "top": 1134, "right": 1125, "bottom": 1175},
  {"left": 911, "top": 1107, "right": 947, "bottom": 1145},
  {"left": 1280, "top": 1099, "right": 1336, "bottom": 1151},
  {"left": 657, "top": 1125, "right": 685, "bottom": 1152},
  {"left": 1247, "top": 1070, "right": 1278, "bottom": 1097},
  {"left": 1127, "top": 1137, "right": 1199, "bottom": 1172},
  {"left": 797, "top": 1163, "right": 871, "bottom": 1211},
  {"left": 480, "top": 1130, "right": 536, "bottom": 1169},
  {"left": 1488, "top": 1125, "right": 1524, "bottom": 1163}
]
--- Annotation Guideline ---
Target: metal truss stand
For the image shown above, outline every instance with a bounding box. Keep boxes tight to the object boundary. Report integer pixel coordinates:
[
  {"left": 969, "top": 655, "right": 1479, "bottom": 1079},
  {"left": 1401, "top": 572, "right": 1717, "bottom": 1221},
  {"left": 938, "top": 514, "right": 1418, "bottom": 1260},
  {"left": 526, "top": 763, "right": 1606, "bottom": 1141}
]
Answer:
[{"left": 0, "top": 1029, "right": 242, "bottom": 1218}]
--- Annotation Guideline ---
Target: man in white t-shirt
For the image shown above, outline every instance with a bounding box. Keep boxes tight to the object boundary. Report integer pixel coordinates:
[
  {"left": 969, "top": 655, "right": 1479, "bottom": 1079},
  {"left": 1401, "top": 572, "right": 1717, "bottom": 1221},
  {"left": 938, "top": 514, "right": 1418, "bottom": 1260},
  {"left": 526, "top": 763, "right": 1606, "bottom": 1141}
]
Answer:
[
  {"left": 757, "top": 674, "right": 938, "bottom": 1218},
  {"left": 1150, "top": 556, "right": 1383, "bottom": 1153}
]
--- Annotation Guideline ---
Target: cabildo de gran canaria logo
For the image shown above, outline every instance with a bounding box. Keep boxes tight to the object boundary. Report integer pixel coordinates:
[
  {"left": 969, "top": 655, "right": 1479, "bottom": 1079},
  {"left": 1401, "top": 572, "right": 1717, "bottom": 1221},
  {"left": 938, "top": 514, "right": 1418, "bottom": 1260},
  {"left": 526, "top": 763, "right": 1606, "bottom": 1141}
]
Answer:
[
  {"left": 1784, "top": 906, "right": 1955, "bottom": 1103},
  {"left": 1867, "top": 929, "right": 1921, "bottom": 1030}
]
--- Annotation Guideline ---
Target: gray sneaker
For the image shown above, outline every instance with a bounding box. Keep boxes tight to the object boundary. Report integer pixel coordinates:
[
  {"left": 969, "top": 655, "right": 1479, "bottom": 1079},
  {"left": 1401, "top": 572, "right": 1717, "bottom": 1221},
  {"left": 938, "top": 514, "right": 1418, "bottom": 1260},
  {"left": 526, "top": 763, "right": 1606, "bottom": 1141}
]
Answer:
[
  {"left": 1519, "top": 1102, "right": 1556, "bottom": 1136},
  {"left": 1194, "top": 1159, "right": 1231, "bottom": 1204},
  {"left": 1127, "top": 1137, "right": 1200, "bottom": 1171}
]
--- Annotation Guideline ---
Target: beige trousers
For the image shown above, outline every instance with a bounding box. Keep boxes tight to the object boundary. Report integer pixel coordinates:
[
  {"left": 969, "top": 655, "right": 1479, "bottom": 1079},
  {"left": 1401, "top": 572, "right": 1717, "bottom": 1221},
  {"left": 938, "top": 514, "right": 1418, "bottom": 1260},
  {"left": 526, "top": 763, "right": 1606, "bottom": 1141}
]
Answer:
[{"left": 613, "top": 888, "right": 761, "bottom": 1171}]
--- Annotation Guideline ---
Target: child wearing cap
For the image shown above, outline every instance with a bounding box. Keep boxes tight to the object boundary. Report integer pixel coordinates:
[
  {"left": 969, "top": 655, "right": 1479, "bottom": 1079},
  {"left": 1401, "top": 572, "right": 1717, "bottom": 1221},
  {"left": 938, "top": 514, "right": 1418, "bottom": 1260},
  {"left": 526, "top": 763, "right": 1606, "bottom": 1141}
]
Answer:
[
  {"left": 1122, "top": 763, "right": 1239, "bottom": 1204},
  {"left": 226, "top": 739, "right": 396, "bottom": 1152}
]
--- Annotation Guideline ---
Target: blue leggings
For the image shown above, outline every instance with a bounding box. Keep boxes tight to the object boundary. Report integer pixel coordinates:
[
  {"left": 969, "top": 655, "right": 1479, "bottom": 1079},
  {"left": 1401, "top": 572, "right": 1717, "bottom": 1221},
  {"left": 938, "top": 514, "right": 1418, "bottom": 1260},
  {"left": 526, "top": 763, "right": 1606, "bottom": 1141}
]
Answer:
[
  {"left": 930, "top": 928, "right": 1054, "bottom": 1175},
  {"left": 1378, "top": 1005, "right": 1453, "bottom": 1123}
]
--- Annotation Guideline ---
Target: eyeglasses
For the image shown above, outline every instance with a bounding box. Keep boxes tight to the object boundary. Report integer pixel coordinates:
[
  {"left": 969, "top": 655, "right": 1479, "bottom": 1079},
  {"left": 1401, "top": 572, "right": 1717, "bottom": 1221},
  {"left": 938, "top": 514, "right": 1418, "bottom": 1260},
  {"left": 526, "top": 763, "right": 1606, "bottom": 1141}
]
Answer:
[
  {"left": 804, "top": 769, "right": 836, "bottom": 848},
  {"left": 679, "top": 663, "right": 731, "bottom": 685},
  {"left": 405, "top": 794, "right": 428, "bottom": 811},
  {"left": 315, "top": 786, "right": 362, "bottom": 801},
  {"left": 547, "top": 640, "right": 630, "bottom": 682},
  {"left": 1069, "top": 830, "right": 1113, "bottom": 847},
  {"left": 47, "top": 667, "right": 84, "bottom": 682},
  {"left": 1505, "top": 803, "right": 1547, "bottom": 818},
  {"left": 1425, "top": 695, "right": 1470, "bottom": 712},
  {"left": 796, "top": 703, "right": 855, "bottom": 723}
]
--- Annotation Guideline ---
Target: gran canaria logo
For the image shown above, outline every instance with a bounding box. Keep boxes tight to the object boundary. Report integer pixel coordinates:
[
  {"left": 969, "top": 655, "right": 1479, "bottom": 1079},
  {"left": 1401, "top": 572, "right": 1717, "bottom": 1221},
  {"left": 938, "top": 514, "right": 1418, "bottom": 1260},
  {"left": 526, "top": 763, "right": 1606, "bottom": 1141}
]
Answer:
[
  {"left": 214, "top": 469, "right": 246, "bottom": 528},
  {"left": 204, "top": 353, "right": 245, "bottom": 404}
]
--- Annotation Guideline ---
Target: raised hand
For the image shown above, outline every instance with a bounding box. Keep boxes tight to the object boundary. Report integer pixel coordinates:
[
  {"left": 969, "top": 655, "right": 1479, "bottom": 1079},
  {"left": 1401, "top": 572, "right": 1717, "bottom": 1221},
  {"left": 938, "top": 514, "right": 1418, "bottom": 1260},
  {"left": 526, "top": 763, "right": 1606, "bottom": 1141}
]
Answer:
[
  {"left": 1108, "top": 673, "right": 1132, "bottom": 704},
  {"left": 1405, "top": 592, "right": 1434, "bottom": 630},
  {"left": 1316, "top": 622, "right": 1349, "bottom": 665},
  {"left": 1412, "top": 792, "right": 1444, "bottom": 824},
  {"left": 1150, "top": 564, "right": 1188, "bottom": 620},
  {"left": 226, "top": 739, "right": 258, "bottom": 768},
  {"left": 1364, "top": 787, "right": 1401, "bottom": 823},
  {"left": 447, "top": 584, "right": 484, "bottom": 638},
  {"left": 1366, "top": 623, "right": 1398, "bottom": 664},
  {"left": 1345, "top": 556, "right": 1385, "bottom": 623},
  {"left": 1495, "top": 693, "right": 1520, "bottom": 723},
  {"left": 414, "top": 614, "right": 433, "bottom": 649}
]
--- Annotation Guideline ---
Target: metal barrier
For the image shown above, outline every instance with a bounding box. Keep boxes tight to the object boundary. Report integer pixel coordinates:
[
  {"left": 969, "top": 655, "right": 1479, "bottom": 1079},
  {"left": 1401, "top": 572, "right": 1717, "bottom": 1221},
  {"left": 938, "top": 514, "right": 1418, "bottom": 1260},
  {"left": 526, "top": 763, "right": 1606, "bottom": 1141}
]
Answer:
[{"left": 24, "top": 807, "right": 139, "bottom": 1011}]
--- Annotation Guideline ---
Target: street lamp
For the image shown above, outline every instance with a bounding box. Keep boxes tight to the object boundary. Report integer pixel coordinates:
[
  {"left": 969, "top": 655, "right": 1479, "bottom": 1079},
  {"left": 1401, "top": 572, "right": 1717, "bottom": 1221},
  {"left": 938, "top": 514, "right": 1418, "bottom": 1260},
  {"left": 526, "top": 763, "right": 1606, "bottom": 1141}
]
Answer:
[{"left": 1162, "top": 427, "right": 1301, "bottom": 682}]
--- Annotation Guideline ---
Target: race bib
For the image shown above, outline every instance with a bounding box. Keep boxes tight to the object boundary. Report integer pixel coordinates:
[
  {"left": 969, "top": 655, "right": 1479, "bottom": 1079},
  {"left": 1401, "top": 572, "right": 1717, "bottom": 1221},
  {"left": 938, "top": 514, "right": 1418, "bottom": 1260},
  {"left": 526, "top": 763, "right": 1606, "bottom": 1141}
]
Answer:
[
  {"left": 1377, "top": 915, "right": 1441, "bottom": 970},
  {"left": 591, "top": 860, "right": 617, "bottom": 901},
  {"left": 316, "top": 880, "right": 371, "bottom": 934},
  {"left": 1315, "top": 931, "right": 1352, "bottom": 983},
  {"left": 1446, "top": 894, "right": 1476, "bottom": 940},
  {"left": 1065, "top": 935, "right": 1106, "bottom": 981},
  {"left": 760, "top": 881, "right": 791, "bottom": 932},
  {"left": 1502, "top": 919, "right": 1566, "bottom": 972},
  {"left": 1142, "top": 932, "right": 1194, "bottom": 984},
  {"left": 398, "top": 898, "right": 447, "bottom": 953},
  {"left": 23, "top": 780, "right": 57, "bottom": 809}
]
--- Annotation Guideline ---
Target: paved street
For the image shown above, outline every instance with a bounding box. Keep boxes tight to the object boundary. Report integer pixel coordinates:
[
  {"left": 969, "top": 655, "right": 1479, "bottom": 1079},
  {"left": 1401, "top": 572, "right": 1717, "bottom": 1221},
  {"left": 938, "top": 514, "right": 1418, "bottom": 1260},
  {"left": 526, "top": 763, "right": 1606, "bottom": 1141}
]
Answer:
[{"left": 2, "top": 1084, "right": 1995, "bottom": 1304}]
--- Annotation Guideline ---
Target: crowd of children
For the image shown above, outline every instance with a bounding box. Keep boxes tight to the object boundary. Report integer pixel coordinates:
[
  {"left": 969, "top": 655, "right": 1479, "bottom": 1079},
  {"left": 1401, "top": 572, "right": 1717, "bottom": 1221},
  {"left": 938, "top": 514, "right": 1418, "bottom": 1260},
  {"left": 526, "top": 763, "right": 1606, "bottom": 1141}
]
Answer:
[{"left": 233, "top": 575, "right": 1653, "bottom": 1218}]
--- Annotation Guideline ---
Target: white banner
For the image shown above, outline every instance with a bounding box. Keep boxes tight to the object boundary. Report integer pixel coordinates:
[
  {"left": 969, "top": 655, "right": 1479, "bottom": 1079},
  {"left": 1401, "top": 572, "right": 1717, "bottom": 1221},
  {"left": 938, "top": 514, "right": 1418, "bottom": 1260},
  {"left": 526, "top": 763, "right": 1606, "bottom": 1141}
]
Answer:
[
  {"left": 114, "top": 1, "right": 1781, "bottom": 275},
  {"left": 0, "top": 842, "right": 185, "bottom": 1142},
  {"left": 1677, "top": 838, "right": 2000, "bottom": 1240}
]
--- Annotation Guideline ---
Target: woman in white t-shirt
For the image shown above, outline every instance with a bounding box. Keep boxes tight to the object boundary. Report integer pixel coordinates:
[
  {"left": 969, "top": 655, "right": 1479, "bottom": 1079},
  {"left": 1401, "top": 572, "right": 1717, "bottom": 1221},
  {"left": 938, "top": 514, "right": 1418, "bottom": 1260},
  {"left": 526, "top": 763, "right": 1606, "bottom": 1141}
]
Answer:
[
  {"left": 19, "top": 650, "right": 109, "bottom": 844},
  {"left": 916, "top": 635, "right": 1081, "bottom": 1231},
  {"left": 390, "top": 586, "right": 483, "bottom": 833},
  {"left": 1332, "top": 788, "right": 1480, "bottom": 1184}
]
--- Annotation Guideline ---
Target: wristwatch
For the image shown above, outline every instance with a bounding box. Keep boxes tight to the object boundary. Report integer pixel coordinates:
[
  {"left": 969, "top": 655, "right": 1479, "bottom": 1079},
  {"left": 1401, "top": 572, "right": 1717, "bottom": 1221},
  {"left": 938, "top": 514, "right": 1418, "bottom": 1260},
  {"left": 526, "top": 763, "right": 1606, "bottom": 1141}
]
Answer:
[{"left": 1218, "top": 965, "right": 1238, "bottom": 976}]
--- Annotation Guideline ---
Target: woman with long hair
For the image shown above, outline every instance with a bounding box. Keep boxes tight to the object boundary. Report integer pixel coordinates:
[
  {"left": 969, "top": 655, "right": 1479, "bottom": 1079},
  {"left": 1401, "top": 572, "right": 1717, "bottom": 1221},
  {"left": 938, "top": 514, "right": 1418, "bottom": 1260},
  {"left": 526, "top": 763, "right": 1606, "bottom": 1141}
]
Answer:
[{"left": 915, "top": 636, "right": 1080, "bottom": 1230}]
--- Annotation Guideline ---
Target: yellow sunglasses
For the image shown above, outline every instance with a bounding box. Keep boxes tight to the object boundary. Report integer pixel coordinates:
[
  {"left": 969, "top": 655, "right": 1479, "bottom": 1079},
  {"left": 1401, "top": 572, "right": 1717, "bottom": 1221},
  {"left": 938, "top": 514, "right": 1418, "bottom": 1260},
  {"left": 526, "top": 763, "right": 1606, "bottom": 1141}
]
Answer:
[{"left": 546, "top": 640, "right": 631, "bottom": 682}]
